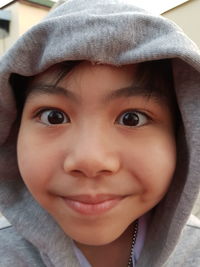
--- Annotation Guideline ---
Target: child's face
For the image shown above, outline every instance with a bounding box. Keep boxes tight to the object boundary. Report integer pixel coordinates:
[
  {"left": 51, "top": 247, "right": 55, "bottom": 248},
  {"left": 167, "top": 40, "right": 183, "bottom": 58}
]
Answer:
[{"left": 17, "top": 61, "right": 176, "bottom": 246}]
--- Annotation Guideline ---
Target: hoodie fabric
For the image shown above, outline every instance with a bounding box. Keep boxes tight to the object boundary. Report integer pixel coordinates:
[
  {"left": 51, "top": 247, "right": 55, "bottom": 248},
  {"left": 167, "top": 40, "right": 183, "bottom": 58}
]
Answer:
[{"left": 0, "top": 0, "right": 200, "bottom": 266}]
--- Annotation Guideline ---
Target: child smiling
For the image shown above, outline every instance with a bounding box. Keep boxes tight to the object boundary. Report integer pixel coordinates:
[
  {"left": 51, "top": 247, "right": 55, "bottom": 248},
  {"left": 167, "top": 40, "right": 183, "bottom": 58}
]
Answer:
[{"left": 0, "top": 0, "right": 199, "bottom": 266}]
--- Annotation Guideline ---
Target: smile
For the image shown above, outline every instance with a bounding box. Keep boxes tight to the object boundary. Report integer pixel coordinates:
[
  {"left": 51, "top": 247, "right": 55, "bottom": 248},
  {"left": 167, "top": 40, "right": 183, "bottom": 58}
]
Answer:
[{"left": 62, "top": 194, "right": 124, "bottom": 215}]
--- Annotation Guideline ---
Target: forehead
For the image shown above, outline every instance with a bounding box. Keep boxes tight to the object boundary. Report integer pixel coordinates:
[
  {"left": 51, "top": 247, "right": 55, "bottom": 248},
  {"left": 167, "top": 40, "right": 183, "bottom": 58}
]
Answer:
[
  {"left": 31, "top": 62, "right": 137, "bottom": 86},
  {"left": 26, "top": 60, "right": 173, "bottom": 106}
]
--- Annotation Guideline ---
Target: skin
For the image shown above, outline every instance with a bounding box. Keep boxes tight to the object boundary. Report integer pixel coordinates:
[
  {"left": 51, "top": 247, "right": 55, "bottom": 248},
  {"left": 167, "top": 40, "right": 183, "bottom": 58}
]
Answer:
[{"left": 17, "top": 61, "right": 176, "bottom": 267}]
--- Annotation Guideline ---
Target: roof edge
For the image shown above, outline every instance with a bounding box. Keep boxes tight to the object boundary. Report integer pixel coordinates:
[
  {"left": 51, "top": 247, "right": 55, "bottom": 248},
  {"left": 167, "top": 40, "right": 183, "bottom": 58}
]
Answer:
[
  {"left": 26, "top": 0, "right": 54, "bottom": 8},
  {"left": 0, "top": 0, "right": 54, "bottom": 9}
]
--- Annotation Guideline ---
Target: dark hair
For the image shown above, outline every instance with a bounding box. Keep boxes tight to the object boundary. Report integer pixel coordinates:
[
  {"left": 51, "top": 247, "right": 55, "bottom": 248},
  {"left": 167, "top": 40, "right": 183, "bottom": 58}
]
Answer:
[
  {"left": 136, "top": 59, "right": 178, "bottom": 114},
  {"left": 10, "top": 59, "right": 179, "bottom": 125},
  {"left": 10, "top": 60, "right": 81, "bottom": 115}
]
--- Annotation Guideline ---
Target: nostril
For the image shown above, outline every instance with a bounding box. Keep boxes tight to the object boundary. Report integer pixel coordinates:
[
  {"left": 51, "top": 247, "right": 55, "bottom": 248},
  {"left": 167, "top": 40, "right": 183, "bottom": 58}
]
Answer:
[
  {"left": 97, "top": 170, "right": 113, "bottom": 176},
  {"left": 69, "top": 169, "right": 114, "bottom": 178},
  {"left": 63, "top": 153, "right": 120, "bottom": 178},
  {"left": 71, "top": 170, "right": 84, "bottom": 177}
]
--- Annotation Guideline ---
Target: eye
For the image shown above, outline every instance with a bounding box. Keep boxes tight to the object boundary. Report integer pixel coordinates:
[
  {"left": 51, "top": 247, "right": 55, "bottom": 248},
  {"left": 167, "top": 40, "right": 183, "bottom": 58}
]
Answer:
[
  {"left": 116, "top": 110, "right": 149, "bottom": 127},
  {"left": 38, "top": 109, "right": 70, "bottom": 125}
]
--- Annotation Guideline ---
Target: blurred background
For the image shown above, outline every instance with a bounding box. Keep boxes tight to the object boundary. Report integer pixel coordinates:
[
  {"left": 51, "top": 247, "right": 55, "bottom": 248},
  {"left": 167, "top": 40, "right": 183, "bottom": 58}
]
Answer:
[{"left": 0, "top": 0, "right": 199, "bottom": 218}]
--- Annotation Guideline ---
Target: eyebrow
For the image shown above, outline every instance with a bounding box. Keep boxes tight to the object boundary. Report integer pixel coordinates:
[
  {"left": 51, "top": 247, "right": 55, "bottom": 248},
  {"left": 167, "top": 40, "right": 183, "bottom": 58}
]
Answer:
[
  {"left": 27, "top": 83, "right": 164, "bottom": 104},
  {"left": 104, "top": 85, "right": 163, "bottom": 103},
  {"left": 27, "top": 84, "right": 79, "bottom": 102}
]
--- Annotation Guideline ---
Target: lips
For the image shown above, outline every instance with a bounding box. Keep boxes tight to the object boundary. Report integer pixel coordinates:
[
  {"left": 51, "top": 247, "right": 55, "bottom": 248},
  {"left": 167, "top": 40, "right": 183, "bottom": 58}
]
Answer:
[{"left": 62, "top": 194, "right": 124, "bottom": 215}]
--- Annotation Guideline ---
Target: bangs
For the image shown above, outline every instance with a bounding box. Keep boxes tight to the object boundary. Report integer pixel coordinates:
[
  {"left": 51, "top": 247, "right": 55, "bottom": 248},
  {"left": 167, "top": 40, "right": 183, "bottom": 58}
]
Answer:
[{"left": 10, "top": 59, "right": 178, "bottom": 122}]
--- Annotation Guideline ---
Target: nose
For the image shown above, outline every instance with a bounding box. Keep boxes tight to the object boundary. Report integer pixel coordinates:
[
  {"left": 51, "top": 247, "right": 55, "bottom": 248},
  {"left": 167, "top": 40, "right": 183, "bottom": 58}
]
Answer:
[{"left": 63, "top": 130, "right": 120, "bottom": 178}]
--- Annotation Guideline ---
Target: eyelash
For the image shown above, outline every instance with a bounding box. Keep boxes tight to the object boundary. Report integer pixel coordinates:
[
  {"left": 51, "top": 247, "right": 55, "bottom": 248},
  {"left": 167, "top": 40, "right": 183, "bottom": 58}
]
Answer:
[
  {"left": 34, "top": 108, "right": 70, "bottom": 126},
  {"left": 115, "top": 109, "right": 151, "bottom": 127},
  {"left": 34, "top": 107, "right": 151, "bottom": 127}
]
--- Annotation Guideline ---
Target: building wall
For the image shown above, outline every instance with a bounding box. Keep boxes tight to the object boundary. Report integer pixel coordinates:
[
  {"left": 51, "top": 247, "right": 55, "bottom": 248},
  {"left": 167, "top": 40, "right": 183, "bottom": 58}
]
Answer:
[
  {"left": 0, "top": 2, "right": 20, "bottom": 56},
  {"left": 18, "top": 2, "right": 49, "bottom": 35},
  {"left": 0, "top": 1, "right": 50, "bottom": 56},
  {"left": 163, "top": 0, "right": 200, "bottom": 48}
]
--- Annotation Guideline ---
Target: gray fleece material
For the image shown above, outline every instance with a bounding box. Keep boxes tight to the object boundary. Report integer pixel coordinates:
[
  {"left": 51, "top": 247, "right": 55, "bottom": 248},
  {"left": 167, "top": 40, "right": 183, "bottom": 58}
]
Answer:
[{"left": 0, "top": 0, "right": 200, "bottom": 266}]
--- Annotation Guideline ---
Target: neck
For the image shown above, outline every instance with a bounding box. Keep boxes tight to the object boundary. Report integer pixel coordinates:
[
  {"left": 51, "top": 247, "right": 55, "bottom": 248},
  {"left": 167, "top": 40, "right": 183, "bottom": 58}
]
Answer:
[{"left": 75, "top": 223, "right": 133, "bottom": 267}]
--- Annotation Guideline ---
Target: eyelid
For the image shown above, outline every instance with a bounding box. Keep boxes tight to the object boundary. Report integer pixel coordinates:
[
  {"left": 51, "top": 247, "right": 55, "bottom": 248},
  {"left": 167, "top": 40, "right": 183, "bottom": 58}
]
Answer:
[
  {"left": 115, "top": 109, "right": 152, "bottom": 127},
  {"left": 116, "top": 109, "right": 152, "bottom": 120},
  {"left": 33, "top": 107, "right": 66, "bottom": 118},
  {"left": 32, "top": 107, "right": 70, "bottom": 125}
]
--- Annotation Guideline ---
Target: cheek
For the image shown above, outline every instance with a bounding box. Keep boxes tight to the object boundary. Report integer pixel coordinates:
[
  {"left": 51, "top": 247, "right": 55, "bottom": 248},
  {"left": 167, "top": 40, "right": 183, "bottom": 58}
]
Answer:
[
  {"left": 123, "top": 130, "right": 176, "bottom": 202},
  {"left": 17, "top": 130, "right": 53, "bottom": 197}
]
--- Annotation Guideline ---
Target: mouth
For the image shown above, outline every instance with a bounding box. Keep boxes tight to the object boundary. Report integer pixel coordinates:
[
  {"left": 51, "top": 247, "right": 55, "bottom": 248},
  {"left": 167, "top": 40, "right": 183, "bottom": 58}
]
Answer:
[{"left": 61, "top": 194, "right": 125, "bottom": 215}]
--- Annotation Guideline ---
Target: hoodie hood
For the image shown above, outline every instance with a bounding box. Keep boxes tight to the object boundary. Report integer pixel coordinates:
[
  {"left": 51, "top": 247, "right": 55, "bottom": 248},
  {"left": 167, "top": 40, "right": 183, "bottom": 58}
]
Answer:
[{"left": 0, "top": 0, "right": 200, "bottom": 266}]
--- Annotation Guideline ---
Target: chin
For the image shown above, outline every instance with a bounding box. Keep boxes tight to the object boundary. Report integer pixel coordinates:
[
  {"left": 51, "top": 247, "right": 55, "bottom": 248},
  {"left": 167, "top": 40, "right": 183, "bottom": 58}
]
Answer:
[
  {"left": 73, "top": 235, "right": 117, "bottom": 246},
  {"left": 65, "top": 227, "right": 122, "bottom": 246}
]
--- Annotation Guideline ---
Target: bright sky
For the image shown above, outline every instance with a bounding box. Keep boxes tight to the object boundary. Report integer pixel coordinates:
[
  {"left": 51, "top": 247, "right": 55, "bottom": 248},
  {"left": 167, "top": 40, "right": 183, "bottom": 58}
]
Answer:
[
  {"left": 0, "top": 0, "right": 189, "bottom": 14},
  {"left": 127, "top": 0, "right": 189, "bottom": 14},
  {"left": 53, "top": 0, "right": 189, "bottom": 14}
]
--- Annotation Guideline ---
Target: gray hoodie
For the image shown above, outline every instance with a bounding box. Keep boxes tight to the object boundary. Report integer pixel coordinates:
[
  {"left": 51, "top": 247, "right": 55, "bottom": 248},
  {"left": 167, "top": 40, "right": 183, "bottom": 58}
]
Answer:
[{"left": 0, "top": 0, "right": 200, "bottom": 266}]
